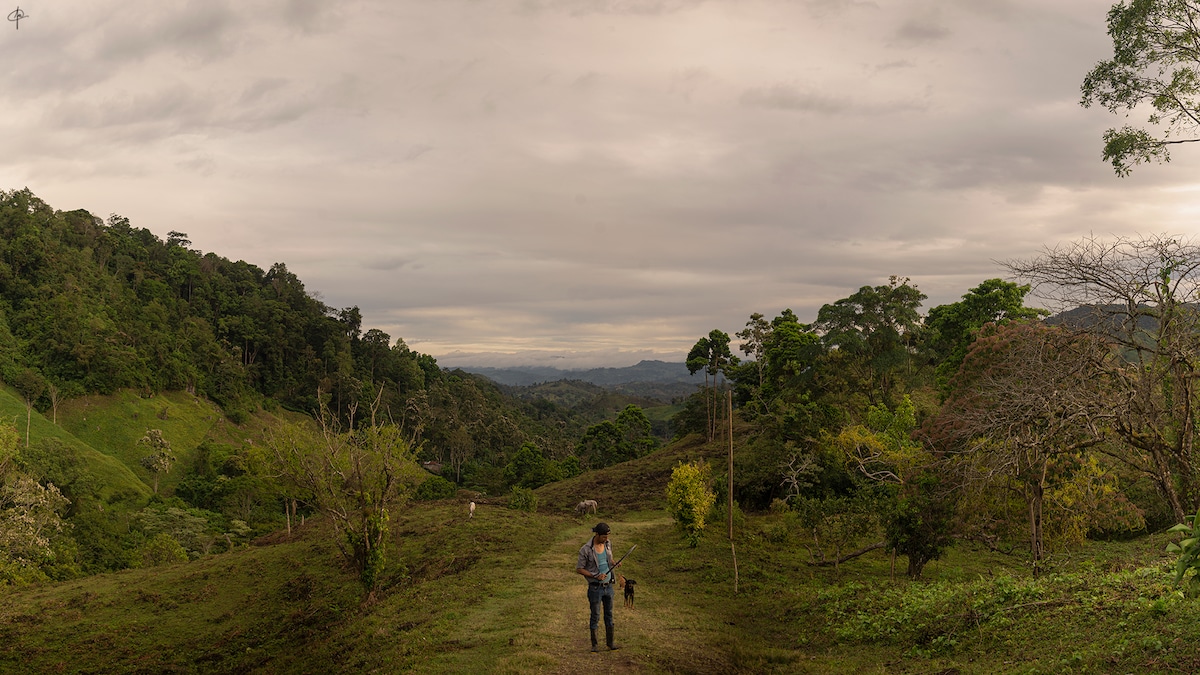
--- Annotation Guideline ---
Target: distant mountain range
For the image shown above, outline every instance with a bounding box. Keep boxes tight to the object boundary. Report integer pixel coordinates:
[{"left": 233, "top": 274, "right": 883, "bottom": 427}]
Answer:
[
  {"left": 455, "top": 359, "right": 694, "bottom": 386},
  {"left": 454, "top": 360, "right": 700, "bottom": 403}
]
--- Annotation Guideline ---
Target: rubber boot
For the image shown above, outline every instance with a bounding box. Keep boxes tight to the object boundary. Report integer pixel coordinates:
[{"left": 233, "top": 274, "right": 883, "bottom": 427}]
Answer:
[
  {"left": 606, "top": 625, "right": 620, "bottom": 651},
  {"left": 590, "top": 628, "right": 599, "bottom": 653}
]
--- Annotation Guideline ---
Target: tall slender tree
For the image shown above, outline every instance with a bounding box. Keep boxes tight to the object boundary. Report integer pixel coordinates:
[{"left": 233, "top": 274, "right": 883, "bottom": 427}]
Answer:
[{"left": 687, "top": 330, "right": 737, "bottom": 441}]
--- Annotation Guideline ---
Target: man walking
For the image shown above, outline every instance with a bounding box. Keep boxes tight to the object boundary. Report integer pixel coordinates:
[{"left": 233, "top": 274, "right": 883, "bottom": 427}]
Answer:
[{"left": 575, "top": 522, "right": 621, "bottom": 652}]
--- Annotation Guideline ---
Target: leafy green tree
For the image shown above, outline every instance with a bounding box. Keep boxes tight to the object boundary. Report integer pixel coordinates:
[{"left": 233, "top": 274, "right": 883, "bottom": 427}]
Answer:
[
  {"left": 138, "top": 429, "right": 176, "bottom": 495},
  {"left": 814, "top": 276, "right": 926, "bottom": 408},
  {"left": 267, "top": 401, "right": 421, "bottom": 598},
  {"left": 1081, "top": 0, "right": 1200, "bottom": 175},
  {"left": 924, "top": 278, "right": 1047, "bottom": 396},
  {"left": 831, "top": 396, "right": 954, "bottom": 578},
  {"left": 792, "top": 492, "right": 881, "bottom": 574},
  {"left": 560, "top": 455, "right": 582, "bottom": 479},
  {"left": 666, "top": 460, "right": 717, "bottom": 547},
  {"left": 687, "top": 329, "right": 738, "bottom": 441},
  {"left": 578, "top": 406, "right": 659, "bottom": 469},
  {"left": 132, "top": 505, "right": 219, "bottom": 557},
  {"left": 0, "top": 423, "right": 71, "bottom": 585},
  {"left": 503, "top": 442, "right": 563, "bottom": 489},
  {"left": 735, "top": 312, "right": 771, "bottom": 408},
  {"left": 415, "top": 475, "right": 458, "bottom": 501},
  {"left": 18, "top": 438, "right": 102, "bottom": 509},
  {"left": 13, "top": 367, "right": 45, "bottom": 449},
  {"left": 884, "top": 474, "right": 956, "bottom": 579}
]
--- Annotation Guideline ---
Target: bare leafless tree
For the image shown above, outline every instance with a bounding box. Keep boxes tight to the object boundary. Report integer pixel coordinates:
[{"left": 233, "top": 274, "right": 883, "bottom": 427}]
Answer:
[{"left": 1005, "top": 234, "right": 1200, "bottom": 522}]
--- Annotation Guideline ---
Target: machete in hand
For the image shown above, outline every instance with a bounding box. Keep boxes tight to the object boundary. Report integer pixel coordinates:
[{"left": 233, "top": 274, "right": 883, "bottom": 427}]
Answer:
[{"left": 604, "top": 544, "right": 637, "bottom": 581}]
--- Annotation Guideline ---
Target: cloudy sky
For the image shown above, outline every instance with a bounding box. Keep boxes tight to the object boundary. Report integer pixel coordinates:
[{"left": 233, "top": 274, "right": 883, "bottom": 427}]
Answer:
[{"left": 1, "top": 0, "right": 1195, "bottom": 368}]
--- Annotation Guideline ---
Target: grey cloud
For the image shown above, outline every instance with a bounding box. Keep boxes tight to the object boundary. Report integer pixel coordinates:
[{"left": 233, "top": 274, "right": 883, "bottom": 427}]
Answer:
[
  {"left": 572, "top": 72, "right": 602, "bottom": 89},
  {"left": 739, "top": 85, "right": 848, "bottom": 114},
  {"left": 94, "top": 1, "right": 239, "bottom": 64},
  {"left": 239, "top": 78, "right": 290, "bottom": 105},
  {"left": 738, "top": 83, "right": 927, "bottom": 116},
  {"left": 669, "top": 67, "right": 712, "bottom": 102},
  {"left": 402, "top": 145, "right": 434, "bottom": 161},
  {"left": 892, "top": 17, "right": 951, "bottom": 46},
  {"left": 175, "top": 155, "right": 217, "bottom": 176},
  {"left": 46, "top": 87, "right": 209, "bottom": 132},
  {"left": 5, "top": 0, "right": 1181, "bottom": 368},
  {"left": 280, "top": 0, "right": 346, "bottom": 35},
  {"left": 519, "top": 0, "right": 707, "bottom": 17},
  {"left": 364, "top": 256, "right": 417, "bottom": 272},
  {"left": 41, "top": 79, "right": 318, "bottom": 143},
  {"left": 803, "top": 0, "right": 881, "bottom": 19}
]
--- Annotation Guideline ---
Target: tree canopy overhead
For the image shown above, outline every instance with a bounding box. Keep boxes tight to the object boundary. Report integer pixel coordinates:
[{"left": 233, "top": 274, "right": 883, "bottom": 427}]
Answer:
[{"left": 1082, "top": 0, "right": 1200, "bottom": 175}]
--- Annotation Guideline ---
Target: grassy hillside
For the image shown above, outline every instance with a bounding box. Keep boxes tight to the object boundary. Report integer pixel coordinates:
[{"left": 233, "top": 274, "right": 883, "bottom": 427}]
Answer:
[
  {"left": 55, "top": 390, "right": 311, "bottom": 498},
  {"left": 0, "top": 502, "right": 569, "bottom": 674},
  {"left": 0, "top": 385, "right": 148, "bottom": 502},
  {"left": 56, "top": 390, "right": 226, "bottom": 496},
  {"left": 536, "top": 432, "right": 721, "bottom": 515}
]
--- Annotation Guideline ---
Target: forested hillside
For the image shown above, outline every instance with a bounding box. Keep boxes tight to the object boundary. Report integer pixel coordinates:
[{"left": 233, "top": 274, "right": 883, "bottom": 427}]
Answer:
[{"left": 0, "top": 189, "right": 664, "bottom": 586}]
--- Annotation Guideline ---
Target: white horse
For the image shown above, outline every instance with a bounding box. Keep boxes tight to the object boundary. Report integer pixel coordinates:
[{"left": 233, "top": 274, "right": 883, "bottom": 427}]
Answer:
[
  {"left": 469, "top": 501, "right": 476, "bottom": 519},
  {"left": 575, "top": 499, "right": 598, "bottom": 515}
]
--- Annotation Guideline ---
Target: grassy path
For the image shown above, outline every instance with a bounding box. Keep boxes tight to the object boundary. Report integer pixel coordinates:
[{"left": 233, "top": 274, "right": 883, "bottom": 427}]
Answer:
[{"left": 412, "top": 515, "right": 708, "bottom": 674}]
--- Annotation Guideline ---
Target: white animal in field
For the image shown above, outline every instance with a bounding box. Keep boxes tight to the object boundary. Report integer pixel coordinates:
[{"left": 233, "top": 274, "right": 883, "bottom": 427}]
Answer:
[
  {"left": 469, "top": 501, "right": 476, "bottom": 519},
  {"left": 575, "top": 499, "right": 598, "bottom": 515}
]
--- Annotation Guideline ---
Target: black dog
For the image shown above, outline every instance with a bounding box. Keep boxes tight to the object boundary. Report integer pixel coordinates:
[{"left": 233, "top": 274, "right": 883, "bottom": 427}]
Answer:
[{"left": 621, "top": 577, "right": 636, "bottom": 608}]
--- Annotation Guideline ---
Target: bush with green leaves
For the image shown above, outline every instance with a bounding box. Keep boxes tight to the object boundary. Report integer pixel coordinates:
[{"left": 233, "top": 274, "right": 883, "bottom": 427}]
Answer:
[
  {"left": 134, "top": 532, "right": 189, "bottom": 568},
  {"left": 415, "top": 475, "right": 457, "bottom": 501},
  {"left": 1166, "top": 507, "right": 1200, "bottom": 595},
  {"left": 666, "top": 460, "right": 716, "bottom": 547},
  {"left": 508, "top": 486, "right": 539, "bottom": 512}
]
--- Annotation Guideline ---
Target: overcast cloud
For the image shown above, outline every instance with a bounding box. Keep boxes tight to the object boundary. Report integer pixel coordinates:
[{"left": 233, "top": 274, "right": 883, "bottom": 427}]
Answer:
[{"left": 1, "top": 0, "right": 1194, "bottom": 368}]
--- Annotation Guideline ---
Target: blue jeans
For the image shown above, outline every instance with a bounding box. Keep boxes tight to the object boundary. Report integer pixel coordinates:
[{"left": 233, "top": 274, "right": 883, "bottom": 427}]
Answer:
[{"left": 587, "top": 583, "right": 614, "bottom": 630}]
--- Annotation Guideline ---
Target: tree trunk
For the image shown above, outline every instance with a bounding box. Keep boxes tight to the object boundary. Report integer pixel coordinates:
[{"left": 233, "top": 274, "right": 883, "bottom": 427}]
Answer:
[{"left": 1029, "top": 477, "right": 1044, "bottom": 578}]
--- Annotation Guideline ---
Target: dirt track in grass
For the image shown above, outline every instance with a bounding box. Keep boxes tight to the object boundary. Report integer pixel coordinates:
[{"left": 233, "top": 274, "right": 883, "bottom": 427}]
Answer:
[{"left": 412, "top": 516, "right": 728, "bottom": 674}]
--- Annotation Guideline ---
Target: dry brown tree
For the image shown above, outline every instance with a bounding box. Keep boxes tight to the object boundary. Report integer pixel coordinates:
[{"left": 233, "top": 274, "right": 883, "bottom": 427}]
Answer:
[
  {"left": 1006, "top": 234, "right": 1200, "bottom": 522},
  {"left": 928, "top": 321, "right": 1105, "bottom": 576}
]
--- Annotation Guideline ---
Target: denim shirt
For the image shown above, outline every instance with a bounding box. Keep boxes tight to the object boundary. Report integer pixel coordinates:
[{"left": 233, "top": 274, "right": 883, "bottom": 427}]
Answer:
[{"left": 577, "top": 537, "right": 616, "bottom": 583}]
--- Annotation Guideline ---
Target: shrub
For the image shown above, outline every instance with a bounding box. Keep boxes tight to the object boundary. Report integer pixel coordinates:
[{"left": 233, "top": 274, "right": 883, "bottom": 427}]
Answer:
[
  {"left": 508, "top": 486, "right": 539, "bottom": 512},
  {"left": 134, "top": 533, "right": 188, "bottom": 568},
  {"left": 415, "top": 475, "right": 457, "bottom": 501},
  {"left": 666, "top": 460, "right": 716, "bottom": 547},
  {"left": 1166, "top": 506, "right": 1200, "bottom": 595}
]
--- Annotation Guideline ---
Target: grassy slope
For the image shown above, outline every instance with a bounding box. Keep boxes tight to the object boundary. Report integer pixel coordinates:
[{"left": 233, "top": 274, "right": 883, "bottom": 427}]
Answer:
[
  {"left": 0, "top": 385, "right": 148, "bottom": 501},
  {"left": 6, "top": 421, "right": 1200, "bottom": 673},
  {"left": 537, "top": 432, "right": 722, "bottom": 515},
  {"left": 56, "top": 391, "right": 310, "bottom": 498},
  {"left": 57, "top": 390, "right": 234, "bottom": 496}
]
